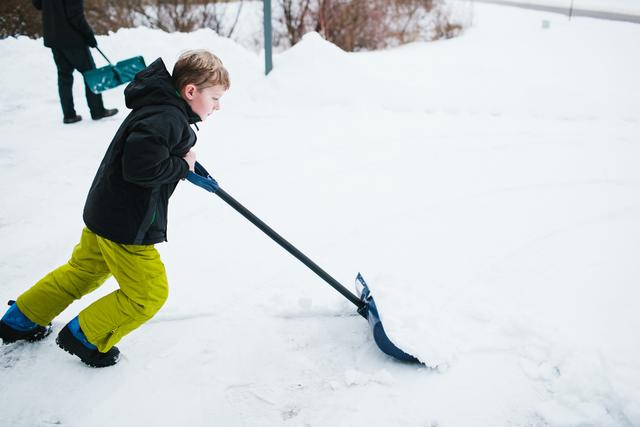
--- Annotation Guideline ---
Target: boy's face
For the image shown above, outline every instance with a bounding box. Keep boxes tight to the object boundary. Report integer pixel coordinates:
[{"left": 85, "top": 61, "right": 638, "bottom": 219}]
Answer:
[{"left": 182, "top": 84, "right": 226, "bottom": 121}]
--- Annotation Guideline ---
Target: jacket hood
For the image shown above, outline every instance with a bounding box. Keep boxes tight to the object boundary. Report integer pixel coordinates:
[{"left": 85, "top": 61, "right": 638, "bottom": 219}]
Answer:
[{"left": 124, "top": 58, "right": 201, "bottom": 123}]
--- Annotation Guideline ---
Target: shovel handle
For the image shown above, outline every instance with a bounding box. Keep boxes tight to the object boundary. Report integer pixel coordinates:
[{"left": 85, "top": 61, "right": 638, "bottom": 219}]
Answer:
[
  {"left": 214, "top": 187, "right": 366, "bottom": 310},
  {"left": 94, "top": 47, "right": 113, "bottom": 65}
]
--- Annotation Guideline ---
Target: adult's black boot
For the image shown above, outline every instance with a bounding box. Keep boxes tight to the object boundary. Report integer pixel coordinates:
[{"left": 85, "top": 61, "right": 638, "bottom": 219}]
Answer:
[
  {"left": 63, "top": 115, "right": 82, "bottom": 124},
  {"left": 91, "top": 108, "right": 118, "bottom": 120}
]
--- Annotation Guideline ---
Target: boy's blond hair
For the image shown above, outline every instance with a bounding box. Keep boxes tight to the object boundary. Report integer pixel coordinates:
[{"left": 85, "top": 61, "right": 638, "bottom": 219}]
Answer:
[{"left": 172, "top": 49, "right": 230, "bottom": 92}]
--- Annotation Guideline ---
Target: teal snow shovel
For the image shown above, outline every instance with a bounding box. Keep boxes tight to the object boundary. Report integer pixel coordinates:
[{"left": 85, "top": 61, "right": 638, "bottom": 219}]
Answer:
[
  {"left": 187, "top": 162, "right": 422, "bottom": 364},
  {"left": 83, "top": 47, "right": 146, "bottom": 94}
]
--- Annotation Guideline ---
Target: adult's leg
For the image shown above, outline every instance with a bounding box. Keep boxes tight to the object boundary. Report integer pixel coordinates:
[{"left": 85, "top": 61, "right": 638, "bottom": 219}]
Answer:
[
  {"left": 16, "top": 228, "right": 111, "bottom": 326},
  {"left": 51, "top": 48, "right": 77, "bottom": 119},
  {"left": 64, "top": 46, "right": 106, "bottom": 117}
]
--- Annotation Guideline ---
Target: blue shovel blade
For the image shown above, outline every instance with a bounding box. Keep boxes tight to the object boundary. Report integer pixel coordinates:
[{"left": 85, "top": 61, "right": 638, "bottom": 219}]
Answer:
[{"left": 356, "top": 273, "right": 422, "bottom": 364}]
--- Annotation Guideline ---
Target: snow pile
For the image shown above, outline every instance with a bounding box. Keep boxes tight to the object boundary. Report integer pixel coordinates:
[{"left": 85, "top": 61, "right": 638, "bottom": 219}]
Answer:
[{"left": 1, "top": 3, "right": 639, "bottom": 426}]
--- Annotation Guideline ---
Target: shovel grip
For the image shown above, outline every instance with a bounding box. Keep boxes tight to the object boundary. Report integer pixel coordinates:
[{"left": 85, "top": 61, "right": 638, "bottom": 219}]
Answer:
[{"left": 214, "top": 188, "right": 365, "bottom": 310}]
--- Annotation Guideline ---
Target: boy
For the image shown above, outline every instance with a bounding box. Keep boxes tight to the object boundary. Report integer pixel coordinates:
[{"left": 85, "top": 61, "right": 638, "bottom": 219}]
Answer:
[{"left": 0, "top": 50, "right": 230, "bottom": 367}]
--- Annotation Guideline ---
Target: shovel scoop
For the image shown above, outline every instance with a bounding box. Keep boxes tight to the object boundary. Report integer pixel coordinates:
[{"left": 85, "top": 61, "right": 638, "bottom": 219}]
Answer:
[
  {"left": 187, "top": 162, "right": 422, "bottom": 364},
  {"left": 356, "top": 274, "right": 420, "bottom": 363},
  {"left": 83, "top": 47, "right": 146, "bottom": 94}
]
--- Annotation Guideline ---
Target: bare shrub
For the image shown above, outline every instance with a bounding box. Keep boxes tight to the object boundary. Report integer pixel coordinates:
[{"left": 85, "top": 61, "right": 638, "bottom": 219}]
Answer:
[
  {"left": 429, "top": 3, "right": 464, "bottom": 40},
  {"left": 0, "top": 0, "right": 42, "bottom": 39},
  {"left": 108, "top": 0, "right": 244, "bottom": 37},
  {"left": 85, "top": 0, "right": 139, "bottom": 34},
  {"left": 1, "top": 0, "right": 244, "bottom": 39},
  {"left": 281, "top": 0, "right": 313, "bottom": 45},
  {"left": 278, "top": 0, "right": 464, "bottom": 51},
  {"left": 1, "top": 0, "right": 465, "bottom": 52},
  {"left": 315, "top": 0, "right": 388, "bottom": 51}
]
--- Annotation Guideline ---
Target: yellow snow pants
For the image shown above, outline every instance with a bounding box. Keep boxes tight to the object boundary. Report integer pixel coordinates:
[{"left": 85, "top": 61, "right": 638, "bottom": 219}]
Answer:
[{"left": 16, "top": 227, "right": 168, "bottom": 352}]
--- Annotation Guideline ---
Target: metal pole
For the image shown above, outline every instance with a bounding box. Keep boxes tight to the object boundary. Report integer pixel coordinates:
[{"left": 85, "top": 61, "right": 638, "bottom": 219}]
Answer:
[
  {"left": 263, "top": 0, "right": 273, "bottom": 75},
  {"left": 569, "top": 0, "right": 574, "bottom": 19}
]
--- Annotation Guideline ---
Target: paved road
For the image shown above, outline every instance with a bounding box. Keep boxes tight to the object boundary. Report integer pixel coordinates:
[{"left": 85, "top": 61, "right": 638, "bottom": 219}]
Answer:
[{"left": 472, "top": 0, "right": 640, "bottom": 23}]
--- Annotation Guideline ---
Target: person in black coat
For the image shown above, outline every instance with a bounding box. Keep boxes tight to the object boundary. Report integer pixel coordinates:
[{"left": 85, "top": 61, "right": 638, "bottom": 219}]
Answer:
[{"left": 32, "top": 0, "right": 118, "bottom": 124}]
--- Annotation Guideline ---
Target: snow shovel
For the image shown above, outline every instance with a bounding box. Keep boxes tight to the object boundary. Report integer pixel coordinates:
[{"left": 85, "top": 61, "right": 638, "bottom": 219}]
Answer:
[
  {"left": 187, "top": 162, "right": 422, "bottom": 364},
  {"left": 83, "top": 47, "right": 146, "bottom": 94}
]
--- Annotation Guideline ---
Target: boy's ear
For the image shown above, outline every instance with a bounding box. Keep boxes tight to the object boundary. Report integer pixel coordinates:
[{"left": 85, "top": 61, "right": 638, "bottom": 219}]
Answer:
[{"left": 182, "top": 83, "right": 197, "bottom": 100}]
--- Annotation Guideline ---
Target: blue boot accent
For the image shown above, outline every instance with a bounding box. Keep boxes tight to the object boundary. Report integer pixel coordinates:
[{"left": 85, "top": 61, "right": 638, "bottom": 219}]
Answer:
[
  {"left": 1, "top": 301, "right": 38, "bottom": 332},
  {"left": 68, "top": 317, "right": 98, "bottom": 350}
]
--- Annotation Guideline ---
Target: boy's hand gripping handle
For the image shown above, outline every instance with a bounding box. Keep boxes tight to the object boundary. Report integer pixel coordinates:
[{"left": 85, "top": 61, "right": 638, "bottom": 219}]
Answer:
[{"left": 186, "top": 162, "right": 219, "bottom": 193}]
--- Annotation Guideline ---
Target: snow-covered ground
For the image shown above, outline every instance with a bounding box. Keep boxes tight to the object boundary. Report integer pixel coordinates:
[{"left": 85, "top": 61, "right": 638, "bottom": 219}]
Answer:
[
  {"left": 1, "top": 3, "right": 639, "bottom": 426},
  {"left": 474, "top": 0, "right": 640, "bottom": 15}
]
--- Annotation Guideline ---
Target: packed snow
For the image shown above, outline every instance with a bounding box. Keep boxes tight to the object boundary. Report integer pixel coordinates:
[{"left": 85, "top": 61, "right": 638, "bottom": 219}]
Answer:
[
  {"left": 473, "top": 0, "right": 640, "bottom": 15},
  {"left": 1, "top": 2, "right": 639, "bottom": 426}
]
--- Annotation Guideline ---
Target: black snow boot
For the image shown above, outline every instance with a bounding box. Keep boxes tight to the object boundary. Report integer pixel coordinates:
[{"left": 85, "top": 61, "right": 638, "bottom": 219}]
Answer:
[
  {"left": 91, "top": 108, "right": 118, "bottom": 120},
  {"left": 0, "top": 300, "right": 52, "bottom": 344},
  {"left": 56, "top": 323, "right": 120, "bottom": 368},
  {"left": 63, "top": 115, "right": 82, "bottom": 124}
]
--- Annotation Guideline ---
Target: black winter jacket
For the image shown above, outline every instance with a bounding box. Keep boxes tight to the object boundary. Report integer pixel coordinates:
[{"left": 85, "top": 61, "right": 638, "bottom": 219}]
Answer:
[
  {"left": 83, "top": 58, "right": 199, "bottom": 245},
  {"left": 32, "top": 0, "right": 95, "bottom": 48}
]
